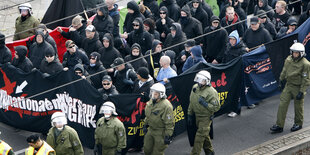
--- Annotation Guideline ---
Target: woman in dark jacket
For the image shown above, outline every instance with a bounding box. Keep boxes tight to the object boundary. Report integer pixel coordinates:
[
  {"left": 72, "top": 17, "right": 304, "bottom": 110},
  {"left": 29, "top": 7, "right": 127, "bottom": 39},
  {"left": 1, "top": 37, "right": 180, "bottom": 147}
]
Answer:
[
  {"left": 123, "top": 1, "right": 145, "bottom": 33},
  {"left": 143, "top": 18, "right": 160, "bottom": 40},
  {"left": 40, "top": 50, "right": 63, "bottom": 75},
  {"left": 124, "top": 43, "right": 148, "bottom": 71},
  {"left": 29, "top": 30, "right": 56, "bottom": 69},
  {"left": 85, "top": 52, "right": 107, "bottom": 89},
  {"left": 12, "top": 46, "right": 33, "bottom": 73}
]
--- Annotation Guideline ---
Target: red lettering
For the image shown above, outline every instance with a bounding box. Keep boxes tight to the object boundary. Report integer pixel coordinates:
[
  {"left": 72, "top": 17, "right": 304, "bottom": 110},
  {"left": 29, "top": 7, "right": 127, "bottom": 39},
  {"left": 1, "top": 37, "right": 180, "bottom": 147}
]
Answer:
[
  {"left": 222, "top": 72, "right": 227, "bottom": 86},
  {"left": 32, "top": 112, "right": 40, "bottom": 116},
  {"left": 217, "top": 79, "right": 221, "bottom": 87},
  {"left": 211, "top": 82, "right": 216, "bottom": 88}
]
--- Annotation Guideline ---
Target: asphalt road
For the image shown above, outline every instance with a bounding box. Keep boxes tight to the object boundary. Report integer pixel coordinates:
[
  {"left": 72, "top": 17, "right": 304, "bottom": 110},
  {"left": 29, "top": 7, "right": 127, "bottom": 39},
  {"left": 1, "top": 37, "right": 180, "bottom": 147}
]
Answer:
[{"left": 1, "top": 91, "right": 310, "bottom": 155}]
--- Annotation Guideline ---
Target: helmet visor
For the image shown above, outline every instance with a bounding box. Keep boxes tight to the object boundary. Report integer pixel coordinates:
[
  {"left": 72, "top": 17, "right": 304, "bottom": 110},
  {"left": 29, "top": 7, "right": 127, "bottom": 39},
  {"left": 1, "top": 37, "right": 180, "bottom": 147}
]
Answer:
[{"left": 194, "top": 74, "right": 207, "bottom": 84}]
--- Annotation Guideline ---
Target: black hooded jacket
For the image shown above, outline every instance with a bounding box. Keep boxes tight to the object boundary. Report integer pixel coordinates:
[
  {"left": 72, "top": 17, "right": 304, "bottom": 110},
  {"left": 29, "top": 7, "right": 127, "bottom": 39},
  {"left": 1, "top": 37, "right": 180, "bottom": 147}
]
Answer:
[
  {"left": 85, "top": 52, "right": 108, "bottom": 89},
  {"left": 261, "top": 17, "right": 277, "bottom": 40},
  {"left": 113, "top": 64, "right": 137, "bottom": 93},
  {"left": 221, "top": 41, "right": 247, "bottom": 63},
  {"left": 179, "top": 5, "right": 203, "bottom": 43},
  {"left": 92, "top": 5, "right": 114, "bottom": 41},
  {"left": 99, "top": 34, "right": 121, "bottom": 69},
  {"left": 164, "top": 23, "right": 187, "bottom": 57},
  {"left": 298, "top": 3, "right": 310, "bottom": 26},
  {"left": 61, "top": 21, "right": 86, "bottom": 47},
  {"left": 145, "top": 40, "right": 165, "bottom": 78},
  {"left": 29, "top": 31, "right": 56, "bottom": 69},
  {"left": 133, "top": 76, "right": 154, "bottom": 102},
  {"left": 40, "top": 56, "right": 63, "bottom": 75},
  {"left": 123, "top": 1, "right": 145, "bottom": 33},
  {"left": 62, "top": 46, "right": 90, "bottom": 69},
  {"left": 43, "top": 32, "right": 58, "bottom": 55},
  {"left": 188, "top": 1, "right": 210, "bottom": 29},
  {"left": 159, "top": 0, "right": 181, "bottom": 21},
  {"left": 143, "top": 0, "right": 160, "bottom": 19},
  {"left": 98, "top": 85, "right": 119, "bottom": 100},
  {"left": 253, "top": 0, "right": 274, "bottom": 19},
  {"left": 81, "top": 32, "right": 103, "bottom": 56},
  {"left": 12, "top": 46, "right": 33, "bottom": 73},
  {"left": 127, "top": 17, "right": 153, "bottom": 55},
  {"left": 203, "top": 16, "right": 228, "bottom": 61},
  {"left": 0, "top": 33, "right": 12, "bottom": 64},
  {"left": 155, "top": 6, "right": 175, "bottom": 42},
  {"left": 243, "top": 25, "right": 273, "bottom": 49},
  {"left": 276, "top": 17, "right": 298, "bottom": 39},
  {"left": 124, "top": 43, "right": 148, "bottom": 71}
]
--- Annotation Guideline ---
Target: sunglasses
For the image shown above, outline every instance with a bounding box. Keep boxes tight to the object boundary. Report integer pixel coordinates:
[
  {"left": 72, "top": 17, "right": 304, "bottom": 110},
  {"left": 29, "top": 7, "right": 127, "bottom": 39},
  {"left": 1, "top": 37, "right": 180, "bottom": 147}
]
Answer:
[
  {"left": 90, "top": 57, "right": 96, "bottom": 60},
  {"left": 103, "top": 83, "right": 111, "bottom": 86},
  {"left": 132, "top": 24, "right": 140, "bottom": 27},
  {"left": 75, "top": 71, "right": 82, "bottom": 75},
  {"left": 160, "top": 12, "right": 166, "bottom": 14},
  {"left": 45, "top": 55, "right": 54, "bottom": 58},
  {"left": 68, "top": 46, "right": 75, "bottom": 48},
  {"left": 193, "top": 1, "right": 199, "bottom": 3}
]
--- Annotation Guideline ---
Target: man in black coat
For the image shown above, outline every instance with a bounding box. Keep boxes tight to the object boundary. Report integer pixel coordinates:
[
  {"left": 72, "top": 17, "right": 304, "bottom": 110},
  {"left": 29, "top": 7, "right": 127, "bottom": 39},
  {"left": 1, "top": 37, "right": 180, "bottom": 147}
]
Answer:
[
  {"left": 163, "top": 23, "right": 187, "bottom": 57},
  {"left": 189, "top": 0, "right": 209, "bottom": 29},
  {"left": 243, "top": 16, "right": 273, "bottom": 50},
  {"left": 203, "top": 15, "right": 228, "bottom": 63},
  {"left": 40, "top": 50, "right": 63, "bottom": 76},
  {"left": 175, "top": 39, "right": 195, "bottom": 74},
  {"left": 276, "top": 17, "right": 298, "bottom": 39},
  {"left": 272, "top": 0, "right": 291, "bottom": 31},
  {"left": 57, "top": 15, "right": 86, "bottom": 48},
  {"left": 133, "top": 67, "right": 154, "bottom": 102},
  {"left": 98, "top": 75, "right": 119, "bottom": 101},
  {"left": 124, "top": 43, "right": 148, "bottom": 71},
  {"left": 37, "top": 24, "right": 58, "bottom": 55},
  {"left": 159, "top": 0, "right": 181, "bottom": 22},
  {"left": 29, "top": 30, "right": 55, "bottom": 69},
  {"left": 85, "top": 52, "right": 107, "bottom": 89},
  {"left": 81, "top": 25, "right": 103, "bottom": 56},
  {"left": 106, "top": 0, "right": 120, "bottom": 38},
  {"left": 92, "top": 4, "right": 114, "bottom": 41},
  {"left": 179, "top": 5, "right": 203, "bottom": 43},
  {"left": 123, "top": 1, "right": 145, "bottom": 33},
  {"left": 156, "top": 6, "right": 175, "bottom": 42},
  {"left": 257, "top": 10, "right": 277, "bottom": 40},
  {"left": 0, "top": 33, "right": 12, "bottom": 64},
  {"left": 253, "top": 0, "right": 274, "bottom": 19},
  {"left": 62, "top": 40, "right": 89, "bottom": 70},
  {"left": 111, "top": 57, "right": 137, "bottom": 93},
  {"left": 126, "top": 17, "right": 153, "bottom": 55},
  {"left": 12, "top": 46, "right": 33, "bottom": 73}
]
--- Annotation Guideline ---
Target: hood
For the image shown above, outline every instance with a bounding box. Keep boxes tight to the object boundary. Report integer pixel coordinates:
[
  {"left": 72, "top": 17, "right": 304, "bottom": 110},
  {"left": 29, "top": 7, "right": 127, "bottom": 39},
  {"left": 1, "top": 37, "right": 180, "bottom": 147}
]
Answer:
[
  {"left": 0, "top": 33, "right": 5, "bottom": 47},
  {"left": 190, "top": 45, "right": 203, "bottom": 58},
  {"left": 287, "top": 16, "right": 298, "bottom": 26},
  {"left": 258, "top": 0, "right": 268, "bottom": 9},
  {"left": 210, "top": 15, "right": 221, "bottom": 28},
  {"left": 228, "top": 30, "right": 240, "bottom": 45},
  {"left": 103, "top": 33, "right": 114, "bottom": 49},
  {"left": 143, "top": 18, "right": 156, "bottom": 33},
  {"left": 98, "top": 4, "right": 109, "bottom": 19},
  {"left": 14, "top": 45, "right": 28, "bottom": 58},
  {"left": 127, "top": 1, "right": 140, "bottom": 14},
  {"left": 74, "top": 63, "right": 85, "bottom": 73},
  {"left": 131, "top": 43, "right": 142, "bottom": 57},
  {"left": 181, "top": 5, "right": 191, "bottom": 17},
  {"left": 90, "top": 52, "right": 101, "bottom": 65},
  {"left": 159, "top": 6, "right": 169, "bottom": 17},
  {"left": 165, "top": 50, "right": 176, "bottom": 64},
  {"left": 171, "top": 22, "right": 183, "bottom": 39},
  {"left": 151, "top": 39, "right": 162, "bottom": 52},
  {"left": 35, "top": 30, "right": 45, "bottom": 44},
  {"left": 133, "top": 17, "right": 144, "bottom": 34}
]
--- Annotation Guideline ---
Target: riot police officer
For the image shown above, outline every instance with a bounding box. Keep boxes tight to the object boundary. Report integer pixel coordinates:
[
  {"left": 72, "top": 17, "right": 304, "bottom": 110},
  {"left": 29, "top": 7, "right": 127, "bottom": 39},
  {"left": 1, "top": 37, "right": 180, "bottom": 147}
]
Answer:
[
  {"left": 270, "top": 42, "right": 310, "bottom": 133},
  {"left": 188, "top": 70, "right": 221, "bottom": 155},
  {"left": 94, "top": 101, "right": 126, "bottom": 155},
  {"left": 46, "top": 112, "right": 84, "bottom": 155},
  {"left": 143, "top": 83, "right": 175, "bottom": 155}
]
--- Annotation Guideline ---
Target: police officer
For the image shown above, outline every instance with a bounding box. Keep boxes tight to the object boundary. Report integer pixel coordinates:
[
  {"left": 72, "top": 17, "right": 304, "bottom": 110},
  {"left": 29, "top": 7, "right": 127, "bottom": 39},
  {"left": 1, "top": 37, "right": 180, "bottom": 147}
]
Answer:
[
  {"left": 143, "top": 83, "right": 175, "bottom": 155},
  {"left": 270, "top": 42, "right": 310, "bottom": 133},
  {"left": 0, "top": 138, "right": 14, "bottom": 155},
  {"left": 46, "top": 112, "right": 84, "bottom": 155},
  {"left": 25, "top": 134, "right": 55, "bottom": 155},
  {"left": 94, "top": 101, "right": 126, "bottom": 155},
  {"left": 188, "top": 70, "right": 221, "bottom": 155},
  {"left": 13, "top": 3, "right": 39, "bottom": 41}
]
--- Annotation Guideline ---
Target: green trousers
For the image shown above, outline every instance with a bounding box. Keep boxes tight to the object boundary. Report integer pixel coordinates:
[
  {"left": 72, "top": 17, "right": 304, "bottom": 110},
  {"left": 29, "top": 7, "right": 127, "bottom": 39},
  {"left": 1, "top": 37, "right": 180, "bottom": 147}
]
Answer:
[
  {"left": 276, "top": 84, "right": 304, "bottom": 128},
  {"left": 101, "top": 147, "right": 116, "bottom": 155},
  {"left": 191, "top": 116, "right": 213, "bottom": 155},
  {"left": 144, "top": 129, "right": 168, "bottom": 155}
]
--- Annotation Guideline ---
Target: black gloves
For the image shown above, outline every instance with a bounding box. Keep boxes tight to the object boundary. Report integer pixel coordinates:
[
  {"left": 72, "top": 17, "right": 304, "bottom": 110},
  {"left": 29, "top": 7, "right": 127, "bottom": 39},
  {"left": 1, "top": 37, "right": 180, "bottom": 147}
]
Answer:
[
  {"left": 278, "top": 80, "right": 286, "bottom": 91},
  {"left": 143, "top": 124, "right": 149, "bottom": 135},
  {"left": 93, "top": 144, "right": 102, "bottom": 155},
  {"left": 296, "top": 92, "right": 304, "bottom": 100},
  {"left": 164, "top": 136, "right": 173, "bottom": 145},
  {"left": 26, "top": 38, "right": 33, "bottom": 49},
  {"left": 188, "top": 115, "right": 194, "bottom": 126},
  {"left": 198, "top": 96, "right": 208, "bottom": 108}
]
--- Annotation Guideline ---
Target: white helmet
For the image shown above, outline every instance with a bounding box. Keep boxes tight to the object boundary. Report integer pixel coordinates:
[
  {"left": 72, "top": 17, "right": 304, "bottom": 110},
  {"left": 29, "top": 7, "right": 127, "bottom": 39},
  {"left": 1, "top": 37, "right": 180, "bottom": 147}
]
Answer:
[
  {"left": 150, "top": 83, "right": 166, "bottom": 99},
  {"left": 18, "top": 3, "right": 32, "bottom": 14},
  {"left": 290, "top": 42, "right": 306, "bottom": 57},
  {"left": 194, "top": 70, "right": 211, "bottom": 86},
  {"left": 99, "top": 101, "right": 118, "bottom": 116},
  {"left": 51, "top": 112, "right": 67, "bottom": 127}
]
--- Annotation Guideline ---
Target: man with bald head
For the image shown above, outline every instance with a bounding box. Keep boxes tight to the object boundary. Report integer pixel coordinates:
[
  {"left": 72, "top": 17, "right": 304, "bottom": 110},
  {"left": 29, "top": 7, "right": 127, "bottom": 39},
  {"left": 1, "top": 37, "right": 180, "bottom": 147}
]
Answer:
[{"left": 156, "top": 55, "right": 177, "bottom": 85}]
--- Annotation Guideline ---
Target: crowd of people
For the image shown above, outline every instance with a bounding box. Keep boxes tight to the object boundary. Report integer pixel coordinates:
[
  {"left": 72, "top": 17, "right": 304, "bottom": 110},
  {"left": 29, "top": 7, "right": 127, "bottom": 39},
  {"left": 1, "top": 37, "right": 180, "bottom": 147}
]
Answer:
[{"left": 0, "top": 0, "right": 310, "bottom": 154}]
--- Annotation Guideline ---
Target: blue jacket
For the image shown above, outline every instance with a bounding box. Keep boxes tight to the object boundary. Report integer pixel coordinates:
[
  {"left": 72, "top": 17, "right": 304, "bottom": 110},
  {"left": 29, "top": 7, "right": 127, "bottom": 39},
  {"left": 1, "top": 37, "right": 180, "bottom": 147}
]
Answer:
[{"left": 182, "top": 45, "right": 206, "bottom": 72}]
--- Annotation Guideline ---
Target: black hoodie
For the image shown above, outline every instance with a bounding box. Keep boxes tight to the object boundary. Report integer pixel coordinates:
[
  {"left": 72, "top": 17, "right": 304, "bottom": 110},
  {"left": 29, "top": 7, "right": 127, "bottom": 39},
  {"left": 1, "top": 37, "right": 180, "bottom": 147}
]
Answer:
[
  {"left": 159, "top": 0, "right": 181, "bottom": 21},
  {"left": 123, "top": 1, "right": 145, "bottom": 33},
  {"left": 92, "top": 5, "right": 114, "bottom": 41},
  {"left": 12, "top": 46, "right": 33, "bottom": 73},
  {"left": 85, "top": 52, "right": 108, "bottom": 89},
  {"left": 276, "top": 17, "right": 298, "bottom": 39},
  {"left": 113, "top": 63, "right": 137, "bottom": 93},
  {"left": 29, "top": 30, "right": 56, "bottom": 69},
  {"left": 0, "top": 33, "right": 12, "bottom": 64},
  {"left": 243, "top": 24, "right": 273, "bottom": 49},
  {"left": 99, "top": 33, "right": 121, "bottom": 69},
  {"left": 155, "top": 6, "right": 175, "bottom": 42},
  {"left": 143, "top": 0, "right": 160, "bottom": 19},
  {"left": 81, "top": 32, "right": 103, "bottom": 57},
  {"left": 145, "top": 40, "right": 165, "bottom": 78},
  {"left": 188, "top": 0, "right": 210, "bottom": 29},
  {"left": 127, "top": 17, "right": 153, "bottom": 55},
  {"left": 124, "top": 43, "right": 148, "bottom": 71},
  {"left": 40, "top": 50, "right": 63, "bottom": 75},
  {"left": 60, "top": 21, "right": 87, "bottom": 47},
  {"left": 253, "top": 0, "right": 274, "bottom": 19},
  {"left": 164, "top": 23, "right": 187, "bottom": 57},
  {"left": 74, "top": 63, "right": 92, "bottom": 84}
]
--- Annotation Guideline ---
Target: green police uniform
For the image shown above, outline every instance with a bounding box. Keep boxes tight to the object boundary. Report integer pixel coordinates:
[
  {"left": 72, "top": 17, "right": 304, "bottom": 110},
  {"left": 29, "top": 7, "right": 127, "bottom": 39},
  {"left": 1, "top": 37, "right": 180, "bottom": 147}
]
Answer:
[
  {"left": 13, "top": 15, "right": 39, "bottom": 41},
  {"left": 188, "top": 84, "right": 221, "bottom": 155},
  {"left": 95, "top": 116, "right": 126, "bottom": 155},
  {"left": 144, "top": 98, "right": 175, "bottom": 155},
  {"left": 276, "top": 56, "right": 310, "bottom": 128},
  {"left": 46, "top": 125, "right": 84, "bottom": 155}
]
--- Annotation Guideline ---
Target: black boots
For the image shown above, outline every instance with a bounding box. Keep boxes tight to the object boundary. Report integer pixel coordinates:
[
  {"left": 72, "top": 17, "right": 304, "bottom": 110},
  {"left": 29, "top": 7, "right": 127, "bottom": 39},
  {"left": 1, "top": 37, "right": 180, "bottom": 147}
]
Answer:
[
  {"left": 270, "top": 125, "right": 283, "bottom": 133},
  {"left": 291, "top": 124, "right": 302, "bottom": 132}
]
